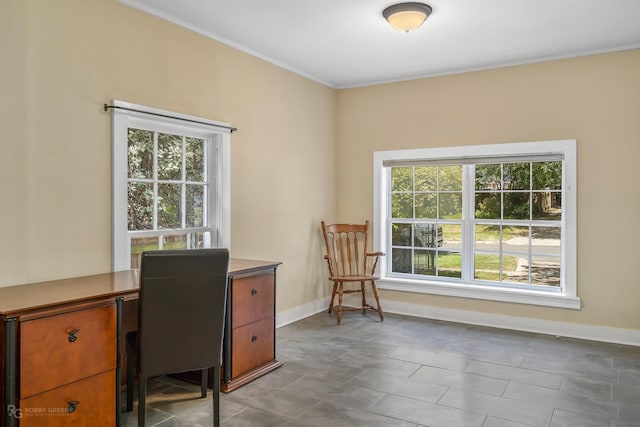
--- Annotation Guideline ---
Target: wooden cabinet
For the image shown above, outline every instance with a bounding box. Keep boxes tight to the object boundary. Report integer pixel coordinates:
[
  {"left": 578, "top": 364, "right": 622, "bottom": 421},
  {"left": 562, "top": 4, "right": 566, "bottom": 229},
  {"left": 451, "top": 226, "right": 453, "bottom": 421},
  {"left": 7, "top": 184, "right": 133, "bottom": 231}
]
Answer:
[
  {"left": 231, "top": 273, "right": 275, "bottom": 327},
  {"left": 0, "top": 271, "right": 138, "bottom": 427},
  {"left": 3, "top": 301, "right": 121, "bottom": 427},
  {"left": 19, "top": 305, "right": 116, "bottom": 398},
  {"left": 231, "top": 317, "right": 275, "bottom": 378},
  {"left": 221, "top": 260, "right": 282, "bottom": 392},
  {"left": 19, "top": 371, "right": 115, "bottom": 427}
]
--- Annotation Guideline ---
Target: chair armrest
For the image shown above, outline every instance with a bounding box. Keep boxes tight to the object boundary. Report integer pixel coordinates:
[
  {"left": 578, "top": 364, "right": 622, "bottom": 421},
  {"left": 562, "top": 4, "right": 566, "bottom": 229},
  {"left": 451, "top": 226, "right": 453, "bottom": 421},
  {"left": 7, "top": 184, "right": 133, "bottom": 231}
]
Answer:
[
  {"left": 366, "top": 252, "right": 384, "bottom": 275},
  {"left": 323, "top": 254, "right": 334, "bottom": 276},
  {"left": 366, "top": 252, "right": 385, "bottom": 257}
]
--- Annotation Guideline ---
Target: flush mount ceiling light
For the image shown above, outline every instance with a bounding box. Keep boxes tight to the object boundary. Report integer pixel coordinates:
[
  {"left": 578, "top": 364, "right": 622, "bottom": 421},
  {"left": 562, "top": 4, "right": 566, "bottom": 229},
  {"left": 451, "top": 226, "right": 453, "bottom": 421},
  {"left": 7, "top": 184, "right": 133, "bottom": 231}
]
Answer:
[{"left": 382, "top": 2, "right": 433, "bottom": 32}]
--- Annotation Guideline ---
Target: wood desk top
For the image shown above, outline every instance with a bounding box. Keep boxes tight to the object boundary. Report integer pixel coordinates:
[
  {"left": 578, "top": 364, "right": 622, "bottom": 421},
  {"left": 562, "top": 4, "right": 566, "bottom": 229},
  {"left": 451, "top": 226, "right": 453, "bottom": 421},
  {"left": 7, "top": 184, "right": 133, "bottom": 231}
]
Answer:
[{"left": 0, "top": 258, "right": 280, "bottom": 317}]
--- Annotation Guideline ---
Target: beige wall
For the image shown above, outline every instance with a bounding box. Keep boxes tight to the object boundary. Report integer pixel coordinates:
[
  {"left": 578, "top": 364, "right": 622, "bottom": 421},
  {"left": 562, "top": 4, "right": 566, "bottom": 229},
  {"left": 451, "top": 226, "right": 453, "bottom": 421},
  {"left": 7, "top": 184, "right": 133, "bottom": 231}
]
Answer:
[
  {"left": 336, "top": 50, "right": 640, "bottom": 330},
  {"left": 0, "top": 0, "right": 335, "bottom": 312},
  {"left": 0, "top": 0, "right": 28, "bottom": 285}
]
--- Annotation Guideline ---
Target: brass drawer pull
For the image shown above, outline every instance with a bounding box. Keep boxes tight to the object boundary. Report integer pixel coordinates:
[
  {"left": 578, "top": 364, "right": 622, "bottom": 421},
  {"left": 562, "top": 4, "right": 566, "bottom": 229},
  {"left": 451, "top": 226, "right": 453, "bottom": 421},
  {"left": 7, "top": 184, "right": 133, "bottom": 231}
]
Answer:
[
  {"left": 67, "top": 400, "right": 79, "bottom": 413},
  {"left": 251, "top": 335, "right": 258, "bottom": 343},
  {"left": 251, "top": 288, "right": 258, "bottom": 296},
  {"left": 67, "top": 328, "right": 80, "bottom": 343}
]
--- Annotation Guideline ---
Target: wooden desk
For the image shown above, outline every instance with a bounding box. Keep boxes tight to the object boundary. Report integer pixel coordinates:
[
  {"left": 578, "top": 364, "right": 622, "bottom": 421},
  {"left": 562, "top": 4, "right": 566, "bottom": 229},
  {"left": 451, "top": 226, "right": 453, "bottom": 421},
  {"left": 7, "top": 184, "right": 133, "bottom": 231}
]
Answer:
[{"left": 0, "top": 259, "right": 281, "bottom": 426}]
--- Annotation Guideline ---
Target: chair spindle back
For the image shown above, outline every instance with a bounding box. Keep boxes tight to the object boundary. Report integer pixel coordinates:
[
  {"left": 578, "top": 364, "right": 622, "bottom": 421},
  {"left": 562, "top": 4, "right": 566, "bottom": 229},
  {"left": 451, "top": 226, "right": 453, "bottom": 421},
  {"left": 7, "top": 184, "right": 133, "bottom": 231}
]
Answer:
[{"left": 321, "top": 221, "right": 370, "bottom": 278}]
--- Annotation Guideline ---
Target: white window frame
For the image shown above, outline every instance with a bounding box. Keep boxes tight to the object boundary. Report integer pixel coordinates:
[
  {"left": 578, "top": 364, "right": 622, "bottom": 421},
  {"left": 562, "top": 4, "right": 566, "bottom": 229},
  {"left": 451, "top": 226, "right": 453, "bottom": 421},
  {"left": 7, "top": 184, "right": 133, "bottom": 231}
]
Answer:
[
  {"left": 373, "top": 140, "right": 579, "bottom": 309},
  {"left": 111, "top": 100, "right": 231, "bottom": 271}
]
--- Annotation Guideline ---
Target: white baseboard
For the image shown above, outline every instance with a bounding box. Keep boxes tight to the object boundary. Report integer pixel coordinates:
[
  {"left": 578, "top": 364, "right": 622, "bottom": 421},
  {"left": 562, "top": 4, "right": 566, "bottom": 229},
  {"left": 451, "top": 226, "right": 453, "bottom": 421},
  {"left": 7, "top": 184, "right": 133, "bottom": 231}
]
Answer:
[
  {"left": 276, "top": 297, "right": 330, "bottom": 328},
  {"left": 277, "top": 296, "right": 640, "bottom": 347}
]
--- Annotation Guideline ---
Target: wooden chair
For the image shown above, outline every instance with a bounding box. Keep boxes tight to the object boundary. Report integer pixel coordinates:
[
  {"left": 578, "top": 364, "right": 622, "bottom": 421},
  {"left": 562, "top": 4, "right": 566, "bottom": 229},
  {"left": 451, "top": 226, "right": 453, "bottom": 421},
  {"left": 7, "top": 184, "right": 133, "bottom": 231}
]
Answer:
[
  {"left": 125, "top": 248, "right": 229, "bottom": 427},
  {"left": 321, "top": 221, "right": 384, "bottom": 324}
]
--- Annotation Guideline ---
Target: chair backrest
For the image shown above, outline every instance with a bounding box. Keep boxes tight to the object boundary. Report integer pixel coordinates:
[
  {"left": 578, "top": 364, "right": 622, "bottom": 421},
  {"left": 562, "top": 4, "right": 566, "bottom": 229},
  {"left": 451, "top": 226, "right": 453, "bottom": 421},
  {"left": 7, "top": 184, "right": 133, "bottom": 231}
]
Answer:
[
  {"left": 137, "top": 248, "right": 229, "bottom": 377},
  {"left": 321, "top": 221, "right": 371, "bottom": 278}
]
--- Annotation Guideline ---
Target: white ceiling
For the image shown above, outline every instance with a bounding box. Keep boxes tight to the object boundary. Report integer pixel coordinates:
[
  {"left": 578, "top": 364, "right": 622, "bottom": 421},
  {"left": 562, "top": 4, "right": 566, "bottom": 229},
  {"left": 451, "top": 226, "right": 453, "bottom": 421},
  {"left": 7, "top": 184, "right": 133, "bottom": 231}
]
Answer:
[{"left": 120, "top": 0, "right": 640, "bottom": 88}]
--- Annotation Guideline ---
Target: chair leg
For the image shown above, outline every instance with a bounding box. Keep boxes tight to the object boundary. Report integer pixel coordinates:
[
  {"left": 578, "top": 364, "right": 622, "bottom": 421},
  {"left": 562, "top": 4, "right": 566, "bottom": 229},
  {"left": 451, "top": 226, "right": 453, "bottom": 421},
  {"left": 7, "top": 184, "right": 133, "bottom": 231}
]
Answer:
[
  {"left": 126, "top": 352, "right": 134, "bottom": 412},
  {"left": 360, "top": 281, "right": 367, "bottom": 313},
  {"left": 336, "top": 282, "right": 344, "bottom": 325},
  {"left": 213, "top": 366, "right": 220, "bottom": 427},
  {"left": 370, "top": 280, "right": 384, "bottom": 322},
  {"left": 137, "top": 374, "right": 146, "bottom": 427},
  {"left": 328, "top": 282, "right": 338, "bottom": 313},
  {"left": 201, "top": 368, "right": 208, "bottom": 398}
]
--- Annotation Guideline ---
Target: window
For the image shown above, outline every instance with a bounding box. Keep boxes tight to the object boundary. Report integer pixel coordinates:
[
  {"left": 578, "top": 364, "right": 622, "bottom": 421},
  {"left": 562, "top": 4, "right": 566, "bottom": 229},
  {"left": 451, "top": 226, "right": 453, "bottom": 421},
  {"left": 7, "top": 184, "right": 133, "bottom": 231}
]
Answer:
[
  {"left": 373, "top": 140, "right": 578, "bottom": 308},
  {"left": 111, "top": 101, "right": 231, "bottom": 270}
]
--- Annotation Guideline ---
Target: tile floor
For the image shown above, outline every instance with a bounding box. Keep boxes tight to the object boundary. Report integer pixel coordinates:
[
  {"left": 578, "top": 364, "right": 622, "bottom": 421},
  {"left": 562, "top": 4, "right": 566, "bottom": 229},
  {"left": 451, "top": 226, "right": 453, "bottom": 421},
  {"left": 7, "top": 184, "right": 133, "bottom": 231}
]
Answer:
[{"left": 121, "top": 311, "right": 640, "bottom": 426}]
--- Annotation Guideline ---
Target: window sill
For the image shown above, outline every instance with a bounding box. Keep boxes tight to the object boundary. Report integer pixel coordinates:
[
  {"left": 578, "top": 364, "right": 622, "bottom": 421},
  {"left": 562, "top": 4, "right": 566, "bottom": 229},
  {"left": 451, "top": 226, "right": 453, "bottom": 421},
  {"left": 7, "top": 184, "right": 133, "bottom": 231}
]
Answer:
[{"left": 377, "top": 277, "right": 581, "bottom": 309}]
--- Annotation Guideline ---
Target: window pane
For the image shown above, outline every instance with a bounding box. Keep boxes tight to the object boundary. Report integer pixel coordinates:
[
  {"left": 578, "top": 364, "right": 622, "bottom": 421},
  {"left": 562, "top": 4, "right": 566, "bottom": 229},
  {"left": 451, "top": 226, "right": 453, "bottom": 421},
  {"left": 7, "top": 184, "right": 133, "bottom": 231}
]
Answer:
[
  {"left": 128, "top": 182, "right": 153, "bottom": 230},
  {"left": 533, "top": 161, "right": 562, "bottom": 190},
  {"left": 503, "top": 163, "right": 530, "bottom": 190},
  {"left": 532, "top": 226, "right": 560, "bottom": 257},
  {"left": 501, "top": 254, "right": 523, "bottom": 283},
  {"left": 439, "top": 165, "right": 462, "bottom": 191},
  {"left": 505, "top": 255, "right": 520, "bottom": 275},
  {"left": 502, "top": 267, "right": 527, "bottom": 284},
  {"left": 475, "top": 193, "right": 501, "bottom": 219},
  {"left": 438, "top": 252, "right": 462, "bottom": 278},
  {"left": 392, "top": 248, "right": 412, "bottom": 273},
  {"left": 474, "top": 253, "right": 501, "bottom": 281},
  {"left": 157, "top": 133, "right": 182, "bottom": 181},
  {"left": 415, "top": 193, "right": 436, "bottom": 218},
  {"left": 504, "top": 192, "right": 530, "bottom": 219},
  {"left": 415, "top": 166, "right": 436, "bottom": 191},
  {"left": 392, "top": 194, "right": 413, "bottom": 218},
  {"left": 475, "top": 164, "right": 501, "bottom": 190},
  {"left": 157, "top": 184, "right": 181, "bottom": 229},
  {"left": 189, "top": 231, "right": 212, "bottom": 248},
  {"left": 128, "top": 128, "right": 153, "bottom": 179},
  {"left": 530, "top": 256, "right": 561, "bottom": 287},
  {"left": 130, "top": 236, "right": 159, "bottom": 269},
  {"left": 186, "top": 184, "right": 205, "bottom": 227},
  {"left": 392, "top": 223, "right": 412, "bottom": 246},
  {"left": 414, "top": 224, "right": 441, "bottom": 248},
  {"left": 475, "top": 224, "right": 500, "bottom": 251},
  {"left": 532, "top": 192, "right": 562, "bottom": 220},
  {"left": 414, "top": 249, "right": 436, "bottom": 275},
  {"left": 502, "top": 226, "right": 529, "bottom": 255},
  {"left": 163, "top": 234, "right": 187, "bottom": 250},
  {"left": 392, "top": 167, "right": 413, "bottom": 192},
  {"left": 439, "top": 193, "right": 462, "bottom": 219},
  {"left": 442, "top": 224, "right": 461, "bottom": 251},
  {"left": 185, "top": 137, "right": 205, "bottom": 182}
]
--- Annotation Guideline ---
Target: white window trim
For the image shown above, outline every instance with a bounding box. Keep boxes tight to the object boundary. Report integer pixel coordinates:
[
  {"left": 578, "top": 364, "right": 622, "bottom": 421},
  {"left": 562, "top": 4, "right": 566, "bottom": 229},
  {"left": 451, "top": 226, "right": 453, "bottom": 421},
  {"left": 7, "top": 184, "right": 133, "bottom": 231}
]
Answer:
[
  {"left": 111, "top": 100, "right": 231, "bottom": 271},
  {"left": 373, "top": 140, "right": 579, "bottom": 309}
]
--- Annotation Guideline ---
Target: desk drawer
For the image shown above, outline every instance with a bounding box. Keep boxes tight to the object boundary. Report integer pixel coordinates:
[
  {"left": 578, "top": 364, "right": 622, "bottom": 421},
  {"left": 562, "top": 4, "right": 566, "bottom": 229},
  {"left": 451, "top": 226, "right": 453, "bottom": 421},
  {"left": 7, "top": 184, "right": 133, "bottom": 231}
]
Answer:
[
  {"left": 232, "top": 272, "right": 275, "bottom": 328},
  {"left": 19, "top": 370, "right": 115, "bottom": 427},
  {"left": 20, "top": 304, "right": 116, "bottom": 398},
  {"left": 231, "top": 317, "right": 274, "bottom": 378}
]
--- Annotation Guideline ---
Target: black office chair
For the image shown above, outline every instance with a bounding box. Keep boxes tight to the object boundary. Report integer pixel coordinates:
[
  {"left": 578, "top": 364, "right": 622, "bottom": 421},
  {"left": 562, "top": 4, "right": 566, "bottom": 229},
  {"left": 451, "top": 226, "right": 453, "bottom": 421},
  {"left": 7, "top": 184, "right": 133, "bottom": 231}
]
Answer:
[{"left": 125, "top": 248, "right": 229, "bottom": 427}]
